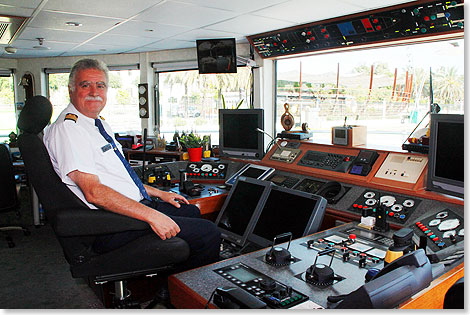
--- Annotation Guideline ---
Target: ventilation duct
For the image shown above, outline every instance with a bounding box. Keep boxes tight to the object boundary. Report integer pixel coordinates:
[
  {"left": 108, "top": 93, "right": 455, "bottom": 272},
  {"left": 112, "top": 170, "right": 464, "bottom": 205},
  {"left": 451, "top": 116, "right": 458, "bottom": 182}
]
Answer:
[{"left": 0, "top": 15, "right": 28, "bottom": 45}]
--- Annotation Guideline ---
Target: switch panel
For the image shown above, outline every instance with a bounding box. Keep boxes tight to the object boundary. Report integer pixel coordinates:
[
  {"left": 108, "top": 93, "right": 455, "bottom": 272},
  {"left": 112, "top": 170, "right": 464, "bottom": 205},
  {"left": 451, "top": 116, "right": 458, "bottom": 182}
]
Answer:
[{"left": 374, "top": 153, "right": 427, "bottom": 184}]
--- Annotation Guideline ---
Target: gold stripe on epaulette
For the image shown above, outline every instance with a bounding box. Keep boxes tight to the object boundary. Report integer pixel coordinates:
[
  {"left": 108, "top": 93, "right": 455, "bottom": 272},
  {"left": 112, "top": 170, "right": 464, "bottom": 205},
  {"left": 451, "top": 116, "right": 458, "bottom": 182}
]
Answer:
[
  {"left": 64, "top": 113, "right": 78, "bottom": 123},
  {"left": 99, "top": 116, "right": 105, "bottom": 120}
]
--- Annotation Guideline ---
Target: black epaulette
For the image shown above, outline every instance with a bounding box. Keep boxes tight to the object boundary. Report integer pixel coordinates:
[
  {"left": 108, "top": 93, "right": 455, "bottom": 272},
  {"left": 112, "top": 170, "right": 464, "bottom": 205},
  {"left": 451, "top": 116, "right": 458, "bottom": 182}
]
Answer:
[{"left": 64, "top": 113, "right": 78, "bottom": 123}]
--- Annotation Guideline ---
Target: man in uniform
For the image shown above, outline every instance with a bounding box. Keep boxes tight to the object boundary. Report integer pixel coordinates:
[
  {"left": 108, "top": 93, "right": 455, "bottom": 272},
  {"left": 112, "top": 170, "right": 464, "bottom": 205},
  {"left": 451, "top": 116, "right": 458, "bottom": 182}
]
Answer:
[{"left": 44, "top": 58, "right": 220, "bottom": 270}]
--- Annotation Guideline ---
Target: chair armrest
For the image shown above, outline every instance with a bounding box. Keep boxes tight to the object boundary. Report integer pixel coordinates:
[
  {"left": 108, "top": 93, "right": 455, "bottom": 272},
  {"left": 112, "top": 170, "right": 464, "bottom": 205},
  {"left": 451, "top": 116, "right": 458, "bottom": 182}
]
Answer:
[{"left": 52, "top": 208, "right": 150, "bottom": 237}]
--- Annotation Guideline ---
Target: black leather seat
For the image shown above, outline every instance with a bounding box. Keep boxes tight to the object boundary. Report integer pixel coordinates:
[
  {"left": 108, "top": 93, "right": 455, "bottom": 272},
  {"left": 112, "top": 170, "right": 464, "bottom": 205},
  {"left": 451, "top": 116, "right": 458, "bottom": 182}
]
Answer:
[
  {"left": 0, "top": 143, "right": 30, "bottom": 248},
  {"left": 17, "top": 95, "right": 190, "bottom": 307}
]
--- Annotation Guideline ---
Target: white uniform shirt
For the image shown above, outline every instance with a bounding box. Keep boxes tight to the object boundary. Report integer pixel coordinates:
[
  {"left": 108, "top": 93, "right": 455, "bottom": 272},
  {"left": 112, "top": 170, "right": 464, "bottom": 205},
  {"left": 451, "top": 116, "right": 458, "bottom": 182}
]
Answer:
[{"left": 43, "top": 103, "right": 142, "bottom": 209}]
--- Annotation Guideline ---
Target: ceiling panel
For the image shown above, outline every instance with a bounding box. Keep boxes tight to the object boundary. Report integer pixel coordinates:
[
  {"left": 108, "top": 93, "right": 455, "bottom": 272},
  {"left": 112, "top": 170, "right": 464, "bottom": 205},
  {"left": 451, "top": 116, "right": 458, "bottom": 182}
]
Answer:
[
  {"left": 43, "top": 0, "right": 165, "bottom": 19},
  {"left": 28, "top": 11, "right": 124, "bottom": 33},
  {"left": 0, "top": 4, "right": 34, "bottom": 17},
  {"left": 0, "top": 0, "right": 43, "bottom": 9},
  {"left": 107, "top": 20, "right": 191, "bottom": 39},
  {"left": 142, "top": 38, "right": 195, "bottom": 51},
  {"left": 206, "top": 14, "right": 294, "bottom": 36},
  {"left": 20, "top": 27, "right": 94, "bottom": 43},
  {"left": 87, "top": 33, "right": 158, "bottom": 47},
  {"left": 174, "top": 0, "right": 290, "bottom": 14},
  {"left": 136, "top": 1, "right": 238, "bottom": 29},
  {"left": 173, "top": 28, "right": 244, "bottom": 42}
]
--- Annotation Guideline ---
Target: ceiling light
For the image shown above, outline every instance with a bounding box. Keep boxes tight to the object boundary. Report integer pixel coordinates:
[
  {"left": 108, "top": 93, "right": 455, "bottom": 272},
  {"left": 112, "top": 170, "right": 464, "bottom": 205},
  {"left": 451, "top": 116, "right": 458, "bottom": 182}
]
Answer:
[
  {"left": 33, "top": 37, "right": 50, "bottom": 50},
  {"left": 65, "top": 21, "right": 82, "bottom": 27},
  {"left": 4, "top": 46, "right": 17, "bottom": 54}
]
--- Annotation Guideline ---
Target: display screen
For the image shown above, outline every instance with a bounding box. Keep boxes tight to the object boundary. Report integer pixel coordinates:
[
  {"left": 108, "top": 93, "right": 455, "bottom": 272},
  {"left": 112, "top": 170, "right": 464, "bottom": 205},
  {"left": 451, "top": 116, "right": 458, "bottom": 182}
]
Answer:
[
  {"left": 225, "top": 267, "right": 259, "bottom": 282},
  {"left": 222, "top": 113, "right": 259, "bottom": 150},
  {"left": 240, "top": 166, "right": 266, "bottom": 179},
  {"left": 434, "top": 121, "right": 464, "bottom": 182},
  {"left": 335, "top": 128, "right": 346, "bottom": 139},
  {"left": 252, "top": 188, "right": 318, "bottom": 241},
  {"left": 217, "top": 180, "right": 265, "bottom": 238},
  {"left": 197, "top": 38, "right": 237, "bottom": 74}
]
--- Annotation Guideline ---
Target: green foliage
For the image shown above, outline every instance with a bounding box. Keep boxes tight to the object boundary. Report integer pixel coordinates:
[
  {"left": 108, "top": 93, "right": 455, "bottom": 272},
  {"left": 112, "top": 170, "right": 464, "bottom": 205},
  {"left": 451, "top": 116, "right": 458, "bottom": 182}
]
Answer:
[
  {"left": 48, "top": 73, "right": 69, "bottom": 91},
  {"left": 108, "top": 73, "right": 122, "bottom": 89},
  {"left": 116, "top": 89, "right": 132, "bottom": 105},
  {"left": 179, "top": 132, "right": 208, "bottom": 148}
]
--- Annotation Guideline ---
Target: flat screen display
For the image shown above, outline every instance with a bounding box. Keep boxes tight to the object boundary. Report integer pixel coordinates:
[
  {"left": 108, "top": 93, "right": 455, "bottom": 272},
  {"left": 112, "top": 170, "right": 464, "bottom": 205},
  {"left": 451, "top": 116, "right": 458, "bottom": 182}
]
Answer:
[
  {"left": 250, "top": 187, "right": 326, "bottom": 246},
  {"left": 197, "top": 38, "right": 237, "bottom": 74},
  {"left": 427, "top": 114, "right": 464, "bottom": 198},
  {"left": 222, "top": 113, "right": 259, "bottom": 150},
  {"left": 215, "top": 178, "right": 270, "bottom": 245},
  {"left": 434, "top": 121, "right": 464, "bottom": 182}
]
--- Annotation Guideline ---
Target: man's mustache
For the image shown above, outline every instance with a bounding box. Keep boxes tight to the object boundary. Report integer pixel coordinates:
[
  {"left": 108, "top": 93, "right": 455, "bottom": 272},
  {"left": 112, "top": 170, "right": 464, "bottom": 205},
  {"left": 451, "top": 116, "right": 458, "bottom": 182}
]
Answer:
[{"left": 85, "top": 96, "right": 103, "bottom": 101}]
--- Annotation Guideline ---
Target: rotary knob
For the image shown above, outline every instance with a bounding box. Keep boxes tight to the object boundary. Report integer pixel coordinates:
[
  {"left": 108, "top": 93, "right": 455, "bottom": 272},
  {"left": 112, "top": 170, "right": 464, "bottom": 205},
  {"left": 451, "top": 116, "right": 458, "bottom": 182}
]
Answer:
[{"left": 259, "top": 278, "right": 276, "bottom": 292}]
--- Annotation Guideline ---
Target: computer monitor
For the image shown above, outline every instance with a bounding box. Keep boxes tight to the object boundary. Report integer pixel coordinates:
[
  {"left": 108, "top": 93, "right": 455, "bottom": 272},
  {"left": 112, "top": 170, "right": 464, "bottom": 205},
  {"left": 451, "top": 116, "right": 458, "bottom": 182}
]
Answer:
[
  {"left": 248, "top": 186, "right": 327, "bottom": 247},
  {"left": 219, "top": 109, "right": 264, "bottom": 159},
  {"left": 225, "top": 163, "right": 274, "bottom": 186},
  {"left": 196, "top": 38, "right": 237, "bottom": 74},
  {"left": 214, "top": 177, "right": 272, "bottom": 247},
  {"left": 426, "top": 114, "right": 464, "bottom": 198}
]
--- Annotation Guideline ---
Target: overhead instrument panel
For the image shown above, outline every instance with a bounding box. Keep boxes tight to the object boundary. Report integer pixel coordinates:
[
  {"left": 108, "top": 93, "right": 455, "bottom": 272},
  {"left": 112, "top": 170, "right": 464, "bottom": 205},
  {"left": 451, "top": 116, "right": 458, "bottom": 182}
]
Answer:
[{"left": 247, "top": 0, "right": 464, "bottom": 58}]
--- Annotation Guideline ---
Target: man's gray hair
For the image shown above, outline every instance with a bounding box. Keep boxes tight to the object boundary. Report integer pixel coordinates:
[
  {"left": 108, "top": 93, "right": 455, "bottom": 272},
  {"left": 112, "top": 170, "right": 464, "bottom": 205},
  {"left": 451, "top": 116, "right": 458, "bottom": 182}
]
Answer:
[{"left": 68, "top": 58, "right": 109, "bottom": 91}]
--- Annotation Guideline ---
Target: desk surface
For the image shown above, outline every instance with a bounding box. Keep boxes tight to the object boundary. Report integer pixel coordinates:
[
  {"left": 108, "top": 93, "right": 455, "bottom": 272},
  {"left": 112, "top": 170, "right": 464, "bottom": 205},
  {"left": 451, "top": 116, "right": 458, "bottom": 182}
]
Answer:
[{"left": 168, "top": 222, "right": 464, "bottom": 309}]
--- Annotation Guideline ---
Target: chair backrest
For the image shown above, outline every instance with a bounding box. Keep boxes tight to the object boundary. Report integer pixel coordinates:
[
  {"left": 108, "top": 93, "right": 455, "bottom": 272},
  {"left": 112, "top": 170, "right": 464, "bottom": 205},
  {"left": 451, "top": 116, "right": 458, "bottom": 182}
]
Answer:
[
  {"left": 17, "top": 96, "right": 88, "bottom": 219},
  {"left": 0, "top": 143, "right": 19, "bottom": 212}
]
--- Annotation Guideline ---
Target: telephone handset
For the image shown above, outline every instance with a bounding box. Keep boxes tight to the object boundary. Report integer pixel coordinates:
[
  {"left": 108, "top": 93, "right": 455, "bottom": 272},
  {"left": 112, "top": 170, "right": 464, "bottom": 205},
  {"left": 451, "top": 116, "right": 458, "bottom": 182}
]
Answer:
[
  {"left": 330, "top": 249, "right": 432, "bottom": 309},
  {"left": 349, "top": 150, "right": 379, "bottom": 176}
]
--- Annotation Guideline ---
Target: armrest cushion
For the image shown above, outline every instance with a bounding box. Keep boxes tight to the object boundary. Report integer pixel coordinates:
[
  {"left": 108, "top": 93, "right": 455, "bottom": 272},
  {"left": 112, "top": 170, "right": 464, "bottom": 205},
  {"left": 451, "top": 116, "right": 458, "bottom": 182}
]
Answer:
[{"left": 52, "top": 208, "right": 150, "bottom": 237}]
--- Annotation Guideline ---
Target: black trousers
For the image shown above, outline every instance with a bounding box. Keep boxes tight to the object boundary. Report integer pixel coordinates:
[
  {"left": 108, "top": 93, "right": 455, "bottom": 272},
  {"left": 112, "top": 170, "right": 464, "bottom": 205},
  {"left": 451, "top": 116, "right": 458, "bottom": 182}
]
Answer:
[{"left": 92, "top": 200, "right": 221, "bottom": 271}]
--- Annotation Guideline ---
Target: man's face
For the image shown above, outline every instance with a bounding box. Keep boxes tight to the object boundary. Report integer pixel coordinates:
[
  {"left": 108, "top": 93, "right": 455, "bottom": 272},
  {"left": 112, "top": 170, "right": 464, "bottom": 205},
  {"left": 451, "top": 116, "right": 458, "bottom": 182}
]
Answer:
[{"left": 69, "top": 68, "right": 107, "bottom": 118}]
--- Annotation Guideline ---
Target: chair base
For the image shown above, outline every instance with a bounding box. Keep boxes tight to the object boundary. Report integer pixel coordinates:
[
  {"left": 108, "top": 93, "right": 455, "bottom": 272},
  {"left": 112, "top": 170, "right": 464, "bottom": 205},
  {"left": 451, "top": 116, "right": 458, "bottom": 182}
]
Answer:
[
  {"left": 87, "top": 272, "right": 171, "bottom": 308},
  {"left": 0, "top": 226, "right": 30, "bottom": 248}
]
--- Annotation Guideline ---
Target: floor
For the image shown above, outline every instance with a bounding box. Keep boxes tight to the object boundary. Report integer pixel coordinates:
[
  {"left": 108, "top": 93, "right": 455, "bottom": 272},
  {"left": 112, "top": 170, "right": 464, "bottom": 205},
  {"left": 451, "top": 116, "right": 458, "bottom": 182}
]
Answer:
[{"left": 0, "top": 186, "right": 166, "bottom": 309}]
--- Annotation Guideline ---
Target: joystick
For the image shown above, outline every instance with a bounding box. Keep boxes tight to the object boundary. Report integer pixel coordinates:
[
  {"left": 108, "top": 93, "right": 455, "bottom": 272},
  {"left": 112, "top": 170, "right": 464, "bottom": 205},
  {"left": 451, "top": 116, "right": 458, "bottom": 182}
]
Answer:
[{"left": 265, "top": 232, "right": 294, "bottom": 266}]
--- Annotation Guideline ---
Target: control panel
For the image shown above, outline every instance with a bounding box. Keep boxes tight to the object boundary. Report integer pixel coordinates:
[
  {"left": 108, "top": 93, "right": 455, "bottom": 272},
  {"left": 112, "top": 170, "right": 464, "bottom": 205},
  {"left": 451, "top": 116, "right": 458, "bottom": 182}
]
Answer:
[
  {"left": 214, "top": 263, "right": 309, "bottom": 309},
  {"left": 374, "top": 153, "right": 427, "bottom": 184},
  {"left": 294, "top": 178, "right": 325, "bottom": 194},
  {"left": 298, "top": 150, "right": 355, "bottom": 173},
  {"left": 269, "top": 147, "right": 302, "bottom": 164},
  {"left": 185, "top": 162, "right": 228, "bottom": 179},
  {"left": 412, "top": 209, "right": 463, "bottom": 253},
  {"left": 247, "top": 0, "right": 463, "bottom": 58},
  {"left": 349, "top": 190, "right": 421, "bottom": 224}
]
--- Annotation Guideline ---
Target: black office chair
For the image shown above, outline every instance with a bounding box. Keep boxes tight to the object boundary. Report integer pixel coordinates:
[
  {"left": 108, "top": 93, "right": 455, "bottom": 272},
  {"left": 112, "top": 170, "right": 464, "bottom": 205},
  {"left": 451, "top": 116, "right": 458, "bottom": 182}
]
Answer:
[
  {"left": 0, "top": 143, "right": 30, "bottom": 248},
  {"left": 17, "top": 95, "right": 190, "bottom": 308},
  {"left": 443, "top": 277, "right": 464, "bottom": 309}
]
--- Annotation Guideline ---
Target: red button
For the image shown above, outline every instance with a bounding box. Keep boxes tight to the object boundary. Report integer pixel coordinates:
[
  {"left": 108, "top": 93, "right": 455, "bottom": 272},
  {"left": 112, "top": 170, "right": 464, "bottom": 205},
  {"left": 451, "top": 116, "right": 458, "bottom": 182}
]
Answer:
[
  {"left": 424, "top": 16, "right": 430, "bottom": 21},
  {"left": 427, "top": 232, "right": 433, "bottom": 236},
  {"left": 373, "top": 18, "right": 379, "bottom": 23},
  {"left": 432, "top": 237, "right": 439, "bottom": 241},
  {"left": 416, "top": 221, "right": 421, "bottom": 225},
  {"left": 353, "top": 204, "right": 358, "bottom": 208},
  {"left": 376, "top": 25, "right": 382, "bottom": 30},
  {"left": 310, "top": 36, "right": 315, "bottom": 41},
  {"left": 358, "top": 205, "right": 363, "bottom": 209},
  {"left": 389, "top": 212, "right": 394, "bottom": 216},
  {"left": 324, "top": 34, "right": 329, "bottom": 39},
  {"left": 321, "top": 28, "right": 326, "bottom": 33},
  {"left": 282, "top": 39, "right": 287, "bottom": 43},
  {"left": 307, "top": 31, "right": 311, "bottom": 35},
  {"left": 349, "top": 234, "right": 356, "bottom": 240}
]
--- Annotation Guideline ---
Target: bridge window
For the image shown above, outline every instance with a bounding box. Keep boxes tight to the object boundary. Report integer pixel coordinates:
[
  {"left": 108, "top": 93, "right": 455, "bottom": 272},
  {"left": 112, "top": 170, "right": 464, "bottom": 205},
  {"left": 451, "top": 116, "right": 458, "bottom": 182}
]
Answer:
[
  {"left": 0, "top": 73, "right": 15, "bottom": 143},
  {"left": 275, "top": 38, "right": 464, "bottom": 150}
]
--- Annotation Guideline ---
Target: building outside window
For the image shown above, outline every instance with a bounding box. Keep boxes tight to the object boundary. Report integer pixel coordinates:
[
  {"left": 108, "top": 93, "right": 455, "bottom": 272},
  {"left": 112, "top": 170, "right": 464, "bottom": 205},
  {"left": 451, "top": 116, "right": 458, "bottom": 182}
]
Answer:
[
  {"left": 157, "top": 67, "right": 252, "bottom": 144},
  {"left": 276, "top": 38, "right": 464, "bottom": 150},
  {"left": 0, "top": 73, "right": 16, "bottom": 143}
]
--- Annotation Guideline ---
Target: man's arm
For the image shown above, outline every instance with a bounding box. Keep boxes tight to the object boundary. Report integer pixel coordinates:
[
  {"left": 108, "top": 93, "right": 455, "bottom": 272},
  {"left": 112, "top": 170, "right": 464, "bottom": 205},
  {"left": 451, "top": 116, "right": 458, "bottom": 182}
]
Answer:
[
  {"left": 68, "top": 170, "right": 180, "bottom": 240},
  {"left": 144, "top": 184, "right": 190, "bottom": 208}
]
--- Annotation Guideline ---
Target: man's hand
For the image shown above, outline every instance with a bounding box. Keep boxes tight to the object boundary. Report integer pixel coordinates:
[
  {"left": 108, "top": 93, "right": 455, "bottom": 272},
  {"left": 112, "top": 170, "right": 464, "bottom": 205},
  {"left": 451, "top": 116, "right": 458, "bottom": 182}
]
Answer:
[
  {"left": 157, "top": 190, "right": 189, "bottom": 208},
  {"left": 147, "top": 211, "right": 181, "bottom": 240}
]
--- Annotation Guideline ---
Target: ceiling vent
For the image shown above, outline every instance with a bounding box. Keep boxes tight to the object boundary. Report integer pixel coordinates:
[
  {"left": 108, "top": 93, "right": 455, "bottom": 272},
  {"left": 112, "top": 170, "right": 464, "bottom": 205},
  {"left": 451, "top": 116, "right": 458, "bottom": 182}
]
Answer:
[{"left": 0, "top": 15, "right": 28, "bottom": 45}]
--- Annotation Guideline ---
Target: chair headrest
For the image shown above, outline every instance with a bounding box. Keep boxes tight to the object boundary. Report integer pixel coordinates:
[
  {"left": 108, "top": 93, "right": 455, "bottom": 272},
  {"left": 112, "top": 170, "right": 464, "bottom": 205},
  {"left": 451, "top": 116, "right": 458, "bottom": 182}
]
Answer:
[{"left": 17, "top": 95, "right": 53, "bottom": 135}]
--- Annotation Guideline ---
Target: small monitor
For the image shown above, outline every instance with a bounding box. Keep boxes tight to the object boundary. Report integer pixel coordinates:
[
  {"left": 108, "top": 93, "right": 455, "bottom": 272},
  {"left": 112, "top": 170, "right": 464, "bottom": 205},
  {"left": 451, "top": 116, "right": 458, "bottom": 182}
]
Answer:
[
  {"left": 215, "top": 177, "right": 272, "bottom": 246},
  {"left": 219, "top": 109, "right": 264, "bottom": 159},
  {"left": 248, "top": 186, "right": 327, "bottom": 247},
  {"left": 426, "top": 114, "right": 464, "bottom": 198},
  {"left": 196, "top": 38, "right": 237, "bottom": 74},
  {"left": 225, "top": 163, "right": 274, "bottom": 186}
]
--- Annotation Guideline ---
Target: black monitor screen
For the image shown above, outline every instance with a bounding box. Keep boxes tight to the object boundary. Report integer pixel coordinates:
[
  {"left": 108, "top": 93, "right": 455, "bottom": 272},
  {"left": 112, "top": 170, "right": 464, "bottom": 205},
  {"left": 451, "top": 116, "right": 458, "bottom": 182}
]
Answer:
[
  {"left": 252, "top": 188, "right": 321, "bottom": 243},
  {"left": 240, "top": 166, "right": 266, "bottom": 179},
  {"left": 197, "top": 38, "right": 237, "bottom": 74},
  {"left": 434, "top": 121, "right": 464, "bottom": 182},
  {"left": 216, "top": 180, "right": 266, "bottom": 241},
  {"left": 222, "top": 113, "right": 259, "bottom": 150}
]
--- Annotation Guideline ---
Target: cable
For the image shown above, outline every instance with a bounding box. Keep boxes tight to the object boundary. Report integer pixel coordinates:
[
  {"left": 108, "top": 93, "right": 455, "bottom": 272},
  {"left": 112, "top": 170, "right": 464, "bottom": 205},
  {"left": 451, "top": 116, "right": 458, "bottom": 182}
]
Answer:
[
  {"left": 205, "top": 288, "right": 217, "bottom": 309},
  {"left": 256, "top": 128, "right": 281, "bottom": 153}
]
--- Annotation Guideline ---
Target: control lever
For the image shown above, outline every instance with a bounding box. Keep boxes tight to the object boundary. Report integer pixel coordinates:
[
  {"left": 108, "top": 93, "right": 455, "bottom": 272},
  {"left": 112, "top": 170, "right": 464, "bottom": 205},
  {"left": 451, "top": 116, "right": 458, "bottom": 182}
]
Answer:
[
  {"left": 373, "top": 195, "right": 390, "bottom": 232},
  {"left": 305, "top": 248, "right": 340, "bottom": 285},
  {"left": 265, "top": 232, "right": 294, "bottom": 266}
]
